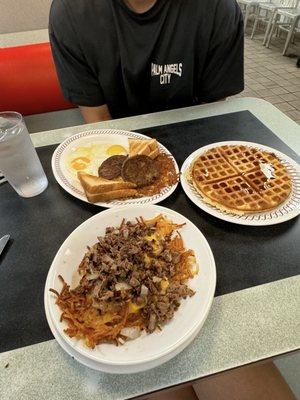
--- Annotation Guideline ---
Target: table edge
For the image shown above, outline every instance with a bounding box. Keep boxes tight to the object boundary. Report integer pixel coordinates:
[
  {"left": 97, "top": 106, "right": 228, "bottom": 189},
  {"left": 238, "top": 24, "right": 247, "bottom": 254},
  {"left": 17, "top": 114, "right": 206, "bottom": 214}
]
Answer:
[
  {"left": 30, "top": 98, "right": 300, "bottom": 155},
  {"left": 0, "top": 275, "right": 299, "bottom": 400}
]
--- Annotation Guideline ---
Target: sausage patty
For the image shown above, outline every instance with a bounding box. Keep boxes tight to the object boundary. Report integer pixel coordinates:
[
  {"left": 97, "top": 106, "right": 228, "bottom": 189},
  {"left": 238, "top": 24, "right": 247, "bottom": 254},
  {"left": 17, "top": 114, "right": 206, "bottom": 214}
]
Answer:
[
  {"left": 121, "top": 155, "right": 160, "bottom": 187},
  {"left": 98, "top": 155, "right": 127, "bottom": 180}
]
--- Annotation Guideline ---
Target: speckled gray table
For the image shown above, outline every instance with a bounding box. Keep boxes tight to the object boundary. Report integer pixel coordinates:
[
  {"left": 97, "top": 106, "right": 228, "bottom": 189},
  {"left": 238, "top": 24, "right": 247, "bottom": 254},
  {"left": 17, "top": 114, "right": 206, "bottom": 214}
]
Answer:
[{"left": 0, "top": 99, "right": 300, "bottom": 400}]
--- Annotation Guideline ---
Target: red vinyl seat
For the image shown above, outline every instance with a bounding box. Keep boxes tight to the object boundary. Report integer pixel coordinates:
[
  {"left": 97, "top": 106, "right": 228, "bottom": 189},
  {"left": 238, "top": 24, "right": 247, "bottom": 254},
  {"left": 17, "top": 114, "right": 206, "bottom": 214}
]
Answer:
[{"left": 0, "top": 42, "right": 74, "bottom": 116}]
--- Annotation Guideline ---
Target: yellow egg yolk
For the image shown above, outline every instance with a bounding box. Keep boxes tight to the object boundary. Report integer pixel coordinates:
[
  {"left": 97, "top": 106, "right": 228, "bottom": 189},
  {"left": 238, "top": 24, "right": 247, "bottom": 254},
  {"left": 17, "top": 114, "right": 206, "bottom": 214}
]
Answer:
[
  {"left": 106, "top": 145, "right": 127, "bottom": 156},
  {"left": 70, "top": 157, "right": 90, "bottom": 171}
]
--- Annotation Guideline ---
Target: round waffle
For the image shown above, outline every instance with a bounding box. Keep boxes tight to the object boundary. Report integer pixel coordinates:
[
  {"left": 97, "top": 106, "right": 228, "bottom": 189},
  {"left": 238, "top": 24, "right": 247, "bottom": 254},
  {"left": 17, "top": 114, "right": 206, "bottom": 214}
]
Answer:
[{"left": 190, "top": 145, "right": 292, "bottom": 215}]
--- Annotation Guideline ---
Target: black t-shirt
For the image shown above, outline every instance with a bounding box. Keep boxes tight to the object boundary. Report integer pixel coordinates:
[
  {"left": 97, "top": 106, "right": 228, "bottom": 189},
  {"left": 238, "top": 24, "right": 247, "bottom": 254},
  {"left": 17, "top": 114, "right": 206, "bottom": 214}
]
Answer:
[{"left": 49, "top": 0, "right": 244, "bottom": 118}]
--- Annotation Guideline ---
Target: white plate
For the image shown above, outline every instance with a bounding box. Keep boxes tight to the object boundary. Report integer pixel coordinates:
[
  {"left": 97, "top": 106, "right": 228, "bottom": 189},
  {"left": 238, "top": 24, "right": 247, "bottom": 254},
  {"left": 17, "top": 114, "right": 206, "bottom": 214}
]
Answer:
[
  {"left": 44, "top": 205, "right": 216, "bottom": 373},
  {"left": 51, "top": 129, "right": 179, "bottom": 208},
  {"left": 181, "top": 141, "right": 300, "bottom": 226},
  {"left": 44, "top": 290, "right": 206, "bottom": 374}
]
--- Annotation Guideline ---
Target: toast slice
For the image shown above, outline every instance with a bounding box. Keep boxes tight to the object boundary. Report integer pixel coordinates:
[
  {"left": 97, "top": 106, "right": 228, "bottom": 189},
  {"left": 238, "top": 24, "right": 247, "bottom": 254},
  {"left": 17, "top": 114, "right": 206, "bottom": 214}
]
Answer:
[
  {"left": 148, "top": 148, "right": 160, "bottom": 159},
  {"left": 129, "top": 139, "right": 159, "bottom": 159},
  {"left": 77, "top": 172, "right": 136, "bottom": 194},
  {"left": 78, "top": 172, "right": 138, "bottom": 203},
  {"left": 85, "top": 188, "right": 138, "bottom": 203}
]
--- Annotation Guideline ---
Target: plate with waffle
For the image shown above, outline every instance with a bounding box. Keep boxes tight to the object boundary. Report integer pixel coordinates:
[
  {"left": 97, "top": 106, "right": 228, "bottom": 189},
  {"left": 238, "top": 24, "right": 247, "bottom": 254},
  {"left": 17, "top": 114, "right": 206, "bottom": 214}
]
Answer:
[
  {"left": 52, "top": 129, "right": 179, "bottom": 208},
  {"left": 181, "top": 141, "right": 300, "bottom": 225}
]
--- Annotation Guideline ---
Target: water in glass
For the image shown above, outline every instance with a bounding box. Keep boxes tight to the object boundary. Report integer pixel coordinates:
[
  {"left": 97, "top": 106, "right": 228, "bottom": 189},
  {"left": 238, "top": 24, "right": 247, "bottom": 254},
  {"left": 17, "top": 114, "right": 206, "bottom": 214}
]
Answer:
[{"left": 0, "top": 112, "right": 48, "bottom": 197}]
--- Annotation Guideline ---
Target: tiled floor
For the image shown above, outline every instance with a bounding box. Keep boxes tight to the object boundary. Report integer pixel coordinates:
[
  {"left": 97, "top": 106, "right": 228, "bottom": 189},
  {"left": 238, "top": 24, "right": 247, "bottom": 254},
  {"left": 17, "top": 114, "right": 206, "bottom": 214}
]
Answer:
[{"left": 235, "top": 30, "right": 300, "bottom": 125}]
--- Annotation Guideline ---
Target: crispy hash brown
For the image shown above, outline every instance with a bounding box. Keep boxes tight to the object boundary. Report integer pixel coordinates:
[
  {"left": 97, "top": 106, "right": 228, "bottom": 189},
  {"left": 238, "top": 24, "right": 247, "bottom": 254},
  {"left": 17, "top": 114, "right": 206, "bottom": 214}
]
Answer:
[
  {"left": 137, "top": 153, "right": 179, "bottom": 197},
  {"left": 50, "top": 215, "right": 198, "bottom": 348}
]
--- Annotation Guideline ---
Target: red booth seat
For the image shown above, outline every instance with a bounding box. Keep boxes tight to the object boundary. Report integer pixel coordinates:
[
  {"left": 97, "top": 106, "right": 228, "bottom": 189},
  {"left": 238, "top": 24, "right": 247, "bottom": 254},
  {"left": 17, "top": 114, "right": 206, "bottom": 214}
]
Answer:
[{"left": 0, "top": 42, "right": 74, "bottom": 116}]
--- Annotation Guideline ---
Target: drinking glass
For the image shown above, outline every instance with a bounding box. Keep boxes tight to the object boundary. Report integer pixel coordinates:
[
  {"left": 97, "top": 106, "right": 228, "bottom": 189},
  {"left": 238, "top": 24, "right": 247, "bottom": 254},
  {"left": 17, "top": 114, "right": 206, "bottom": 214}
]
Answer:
[{"left": 0, "top": 111, "right": 48, "bottom": 197}]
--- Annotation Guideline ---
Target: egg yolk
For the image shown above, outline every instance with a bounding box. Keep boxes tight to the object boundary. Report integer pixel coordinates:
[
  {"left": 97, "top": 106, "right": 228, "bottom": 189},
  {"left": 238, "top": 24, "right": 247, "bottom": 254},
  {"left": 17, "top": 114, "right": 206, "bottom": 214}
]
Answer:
[
  {"left": 70, "top": 157, "right": 90, "bottom": 171},
  {"left": 106, "top": 145, "right": 127, "bottom": 156}
]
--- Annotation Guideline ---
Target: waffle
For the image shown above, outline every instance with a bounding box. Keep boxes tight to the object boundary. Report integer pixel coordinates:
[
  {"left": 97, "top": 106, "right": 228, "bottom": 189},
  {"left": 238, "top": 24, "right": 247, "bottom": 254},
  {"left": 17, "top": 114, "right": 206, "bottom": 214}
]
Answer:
[
  {"left": 191, "top": 147, "right": 238, "bottom": 184},
  {"left": 190, "top": 145, "right": 292, "bottom": 214},
  {"left": 220, "top": 145, "right": 261, "bottom": 173},
  {"left": 220, "top": 145, "right": 281, "bottom": 174},
  {"left": 244, "top": 167, "right": 291, "bottom": 208}
]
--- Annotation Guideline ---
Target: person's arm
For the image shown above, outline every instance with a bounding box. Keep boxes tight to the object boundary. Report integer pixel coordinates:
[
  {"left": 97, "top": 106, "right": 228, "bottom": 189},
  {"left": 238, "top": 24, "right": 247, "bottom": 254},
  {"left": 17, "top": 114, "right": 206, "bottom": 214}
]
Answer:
[
  {"left": 49, "top": 1, "right": 107, "bottom": 114},
  {"left": 199, "top": 0, "right": 244, "bottom": 102},
  {"left": 79, "top": 105, "right": 112, "bottom": 123}
]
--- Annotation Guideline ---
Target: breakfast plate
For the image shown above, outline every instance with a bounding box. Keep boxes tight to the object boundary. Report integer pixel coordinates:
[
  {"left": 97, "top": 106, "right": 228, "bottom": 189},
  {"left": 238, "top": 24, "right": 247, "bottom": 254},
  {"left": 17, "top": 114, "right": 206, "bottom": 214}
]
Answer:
[
  {"left": 52, "top": 129, "right": 179, "bottom": 208},
  {"left": 45, "top": 205, "right": 216, "bottom": 373},
  {"left": 181, "top": 141, "right": 300, "bottom": 226}
]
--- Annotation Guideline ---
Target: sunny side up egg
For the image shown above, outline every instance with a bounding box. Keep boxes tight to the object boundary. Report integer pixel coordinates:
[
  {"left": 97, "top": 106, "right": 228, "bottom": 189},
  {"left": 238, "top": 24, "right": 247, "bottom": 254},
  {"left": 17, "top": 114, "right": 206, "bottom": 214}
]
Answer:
[{"left": 66, "top": 143, "right": 128, "bottom": 177}]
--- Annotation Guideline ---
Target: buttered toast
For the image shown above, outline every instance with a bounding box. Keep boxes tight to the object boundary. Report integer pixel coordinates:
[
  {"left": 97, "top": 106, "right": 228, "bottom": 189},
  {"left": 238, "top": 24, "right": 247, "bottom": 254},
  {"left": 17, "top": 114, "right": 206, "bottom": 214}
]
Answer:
[{"left": 77, "top": 172, "right": 138, "bottom": 203}]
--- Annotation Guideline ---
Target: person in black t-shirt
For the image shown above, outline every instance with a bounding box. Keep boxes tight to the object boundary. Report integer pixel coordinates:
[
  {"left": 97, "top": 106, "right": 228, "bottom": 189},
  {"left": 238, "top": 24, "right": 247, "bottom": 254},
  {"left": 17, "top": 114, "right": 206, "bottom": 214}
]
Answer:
[{"left": 49, "top": 0, "right": 244, "bottom": 123}]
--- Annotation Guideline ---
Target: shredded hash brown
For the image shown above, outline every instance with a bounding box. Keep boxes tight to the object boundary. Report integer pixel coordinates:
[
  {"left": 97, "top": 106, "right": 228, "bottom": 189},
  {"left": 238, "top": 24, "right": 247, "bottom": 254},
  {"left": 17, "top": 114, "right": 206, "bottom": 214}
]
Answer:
[
  {"left": 137, "top": 153, "right": 179, "bottom": 197},
  {"left": 50, "top": 215, "right": 198, "bottom": 348}
]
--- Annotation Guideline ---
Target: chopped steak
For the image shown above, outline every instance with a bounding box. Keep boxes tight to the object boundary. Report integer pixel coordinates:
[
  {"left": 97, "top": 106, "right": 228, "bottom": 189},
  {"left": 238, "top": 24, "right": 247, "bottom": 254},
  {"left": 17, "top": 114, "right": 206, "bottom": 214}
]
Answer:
[
  {"left": 122, "top": 155, "right": 160, "bottom": 187},
  {"left": 54, "top": 216, "right": 196, "bottom": 346},
  {"left": 98, "top": 155, "right": 127, "bottom": 180}
]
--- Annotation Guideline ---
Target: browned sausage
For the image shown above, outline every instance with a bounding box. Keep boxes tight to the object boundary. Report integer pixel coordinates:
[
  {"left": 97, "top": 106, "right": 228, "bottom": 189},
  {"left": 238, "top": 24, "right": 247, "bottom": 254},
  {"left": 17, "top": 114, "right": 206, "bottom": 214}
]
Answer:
[
  {"left": 122, "top": 155, "right": 160, "bottom": 187},
  {"left": 98, "top": 155, "right": 127, "bottom": 180}
]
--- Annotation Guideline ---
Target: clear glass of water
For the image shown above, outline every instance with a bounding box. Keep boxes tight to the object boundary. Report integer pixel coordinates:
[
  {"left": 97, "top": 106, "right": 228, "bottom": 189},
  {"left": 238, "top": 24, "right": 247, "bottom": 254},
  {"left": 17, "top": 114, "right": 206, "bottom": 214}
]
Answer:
[{"left": 0, "top": 111, "right": 48, "bottom": 197}]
